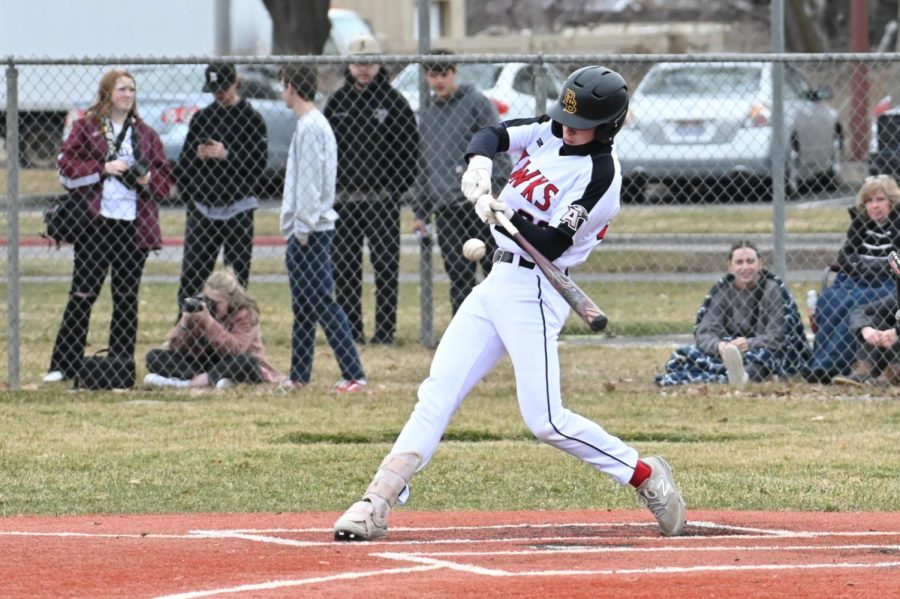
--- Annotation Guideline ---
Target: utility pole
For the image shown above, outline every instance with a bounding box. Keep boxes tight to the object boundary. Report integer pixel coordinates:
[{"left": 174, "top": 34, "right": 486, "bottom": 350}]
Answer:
[
  {"left": 849, "top": 0, "right": 869, "bottom": 161},
  {"left": 214, "top": 0, "right": 232, "bottom": 56}
]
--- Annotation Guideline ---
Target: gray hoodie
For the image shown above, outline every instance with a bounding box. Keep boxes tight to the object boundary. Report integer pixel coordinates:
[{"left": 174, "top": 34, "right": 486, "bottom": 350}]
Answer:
[{"left": 414, "top": 84, "right": 509, "bottom": 219}]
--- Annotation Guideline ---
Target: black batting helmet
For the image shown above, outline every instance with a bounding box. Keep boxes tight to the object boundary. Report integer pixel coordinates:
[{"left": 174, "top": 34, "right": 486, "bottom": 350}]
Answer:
[{"left": 549, "top": 66, "right": 629, "bottom": 142}]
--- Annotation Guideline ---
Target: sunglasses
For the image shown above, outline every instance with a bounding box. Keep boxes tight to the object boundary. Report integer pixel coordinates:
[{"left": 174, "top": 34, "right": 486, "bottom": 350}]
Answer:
[{"left": 865, "top": 174, "right": 894, "bottom": 183}]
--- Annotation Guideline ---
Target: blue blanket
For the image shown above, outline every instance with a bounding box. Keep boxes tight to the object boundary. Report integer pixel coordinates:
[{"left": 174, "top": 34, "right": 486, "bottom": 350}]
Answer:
[{"left": 656, "top": 271, "right": 811, "bottom": 386}]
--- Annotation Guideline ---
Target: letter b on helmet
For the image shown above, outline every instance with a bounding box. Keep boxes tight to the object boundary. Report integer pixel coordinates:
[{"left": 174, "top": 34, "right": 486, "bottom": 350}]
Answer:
[{"left": 548, "top": 66, "right": 629, "bottom": 142}]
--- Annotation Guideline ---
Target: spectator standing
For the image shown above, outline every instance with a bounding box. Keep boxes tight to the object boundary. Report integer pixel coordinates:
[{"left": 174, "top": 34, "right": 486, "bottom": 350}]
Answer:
[
  {"left": 43, "top": 69, "right": 172, "bottom": 384},
  {"left": 802, "top": 175, "right": 900, "bottom": 383},
  {"left": 144, "top": 269, "right": 286, "bottom": 389},
  {"left": 324, "top": 35, "right": 419, "bottom": 344},
  {"left": 656, "top": 241, "right": 810, "bottom": 387},
  {"left": 175, "top": 62, "right": 268, "bottom": 310},
  {"left": 279, "top": 64, "right": 367, "bottom": 392},
  {"left": 411, "top": 51, "right": 510, "bottom": 314}
]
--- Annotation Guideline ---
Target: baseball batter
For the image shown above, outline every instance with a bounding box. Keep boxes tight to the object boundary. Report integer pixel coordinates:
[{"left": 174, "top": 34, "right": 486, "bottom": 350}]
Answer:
[{"left": 334, "top": 66, "right": 686, "bottom": 540}]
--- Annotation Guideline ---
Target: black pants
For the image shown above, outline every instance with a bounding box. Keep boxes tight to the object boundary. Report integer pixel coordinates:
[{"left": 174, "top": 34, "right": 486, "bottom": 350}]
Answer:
[
  {"left": 50, "top": 217, "right": 149, "bottom": 378},
  {"left": 145, "top": 349, "right": 262, "bottom": 384},
  {"left": 177, "top": 206, "right": 254, "bottom": 310},
  {"left": 434, "top": 202, "right": 495, "bottom": 315},
  {"left": 332, "top": 195, "right": 400, "bottom": 343}
]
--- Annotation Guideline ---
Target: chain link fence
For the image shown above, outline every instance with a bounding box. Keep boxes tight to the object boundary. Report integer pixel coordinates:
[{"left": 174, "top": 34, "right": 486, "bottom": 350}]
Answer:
[{"left": 3, "top": 53, "right": 900, "bottom": 389}]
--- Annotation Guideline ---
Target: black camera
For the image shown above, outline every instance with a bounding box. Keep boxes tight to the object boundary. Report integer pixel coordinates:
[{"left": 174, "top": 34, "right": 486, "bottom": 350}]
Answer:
[
  {"left": 182, "top": 295, "right": 218, "bottom": 314},
  {"left": 119, "top": 160, "right": 149, "bottom": 190}
]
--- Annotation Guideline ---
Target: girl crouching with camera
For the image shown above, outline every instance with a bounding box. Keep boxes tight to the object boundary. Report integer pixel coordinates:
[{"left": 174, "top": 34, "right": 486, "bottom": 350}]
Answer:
[{"left": 144, "top": 269, "right": 286, "bottom": 389}]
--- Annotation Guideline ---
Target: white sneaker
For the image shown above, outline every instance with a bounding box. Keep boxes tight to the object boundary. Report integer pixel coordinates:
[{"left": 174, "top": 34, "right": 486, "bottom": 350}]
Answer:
[
  {"left": 636, "top": 456, "right": 686, "bottom": 537},
  {"left": 721, "top": 345, "right": 748, "bottom": 388},
  {"left": 215, "top": 378, "right": 235, "bottom": 390},
  {"left": 333, "top": 498, "right": 390, "bottom": 541},
  {"left": 42, "top": 370, "right": 65, "bottom": 383},
  {"left": 143, "top": 373, "right": 189, "bottom": 388}
]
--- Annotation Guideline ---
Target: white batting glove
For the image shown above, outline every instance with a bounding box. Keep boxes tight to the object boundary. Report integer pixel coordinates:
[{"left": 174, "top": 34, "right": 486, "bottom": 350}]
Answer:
[
  {"left": 461, "top": 155, "right": 493, "bottom": 202},
  {"left": 474, "top": 194, "right": 513, "bottom": 225},
  {"left": 474, "top": 194, "right": 498, "bottom": 225}
]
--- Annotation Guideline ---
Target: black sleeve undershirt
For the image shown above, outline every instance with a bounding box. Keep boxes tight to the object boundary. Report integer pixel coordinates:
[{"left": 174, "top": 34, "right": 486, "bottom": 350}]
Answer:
[{"left": 500, "top": 213, "right": 573, "bottom": 262}]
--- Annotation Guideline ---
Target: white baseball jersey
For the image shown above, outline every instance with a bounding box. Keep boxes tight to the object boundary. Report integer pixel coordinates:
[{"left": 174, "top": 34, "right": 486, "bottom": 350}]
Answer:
[{"left": 492, "top": 118, "right": 622, "bottom": 270}]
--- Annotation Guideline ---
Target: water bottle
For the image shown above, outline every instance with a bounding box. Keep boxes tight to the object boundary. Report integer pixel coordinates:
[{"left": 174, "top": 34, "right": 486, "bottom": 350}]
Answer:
[{"left": 806, "top": 289, "right": 818, "bottom": 334}]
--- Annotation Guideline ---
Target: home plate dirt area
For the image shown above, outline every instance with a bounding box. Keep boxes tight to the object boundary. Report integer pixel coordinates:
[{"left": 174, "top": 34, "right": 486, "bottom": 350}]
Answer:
[{"left": 1, "top": 509, "right": 897, "bottom": 598}]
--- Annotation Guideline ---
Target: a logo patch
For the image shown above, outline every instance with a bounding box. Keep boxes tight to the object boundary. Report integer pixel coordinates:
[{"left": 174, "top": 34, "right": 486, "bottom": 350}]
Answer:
[
  {"left": 562, "top": 89, "right": 577, "bottom": 115},
  {"left": 559, "top": 204, "right": 588, "bottom": 233}
]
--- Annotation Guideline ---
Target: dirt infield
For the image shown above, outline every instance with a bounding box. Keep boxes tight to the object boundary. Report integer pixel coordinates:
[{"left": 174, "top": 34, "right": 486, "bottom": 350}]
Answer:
[{"left": 1, "top": 509, "right": 897, "bottom": 598}]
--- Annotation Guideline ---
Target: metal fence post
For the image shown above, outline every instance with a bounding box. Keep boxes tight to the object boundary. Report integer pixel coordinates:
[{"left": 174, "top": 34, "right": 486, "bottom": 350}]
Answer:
[
  {"left": 533, "top": 55, "right": 547, "bottom": 118},
  {"left": 770, "top": 0, "right": 788, "bottom": 281},
  {"left": 5, "top": 59, "right": 21, "bottom": 389},
  {"left": 417, "top": 0, "right": 435, "bottom": 347}
]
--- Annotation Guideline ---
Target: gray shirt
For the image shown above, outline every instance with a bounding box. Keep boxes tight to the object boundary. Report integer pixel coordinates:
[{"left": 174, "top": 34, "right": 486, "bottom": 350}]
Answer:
[
  {"left": 414, "top": 84, "right": 504, "bottom": 219},
  {"left": 694, "top": 277, "right": 786, "bottom": 356}
]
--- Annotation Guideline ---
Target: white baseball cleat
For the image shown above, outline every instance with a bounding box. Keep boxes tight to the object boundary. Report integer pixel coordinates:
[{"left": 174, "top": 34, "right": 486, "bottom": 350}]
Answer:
[
  {"left": 636, "top": 456, "right": 686, "bottom": 537},
  {"left": 333, "top": 498, "right": 389, "bottom": 541}
]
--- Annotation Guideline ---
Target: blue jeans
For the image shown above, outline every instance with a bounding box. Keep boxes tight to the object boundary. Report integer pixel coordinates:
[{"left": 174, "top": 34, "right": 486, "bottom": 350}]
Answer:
[{"left": 286, "top": 231, "right": 365, "bottom": 384}]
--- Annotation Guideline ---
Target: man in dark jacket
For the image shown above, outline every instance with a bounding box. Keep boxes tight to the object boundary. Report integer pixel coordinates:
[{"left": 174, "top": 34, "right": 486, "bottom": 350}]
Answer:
[
  {"left": 324, "top": 35, "right": 419, "bottom": 345},
  {"left": 176, "top": 62, "right": 268, "bottom": 311},
  {"left": 411, "top": 51, "right": 509, "bottom": 315}
]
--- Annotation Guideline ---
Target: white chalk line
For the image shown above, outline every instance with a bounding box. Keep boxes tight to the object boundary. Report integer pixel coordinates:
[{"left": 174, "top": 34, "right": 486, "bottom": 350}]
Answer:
[
  {"left": 0, "top": 531, "right": 199, "bottom": 539},
  {"left": 388, "top": 542, "right": 900, "bottom": 557},
  {"left": 373, "top": 552, "right": 900, "bottom": 577},
  {"left": 151, "top": 564, "right": 443, "bottom": 599}
]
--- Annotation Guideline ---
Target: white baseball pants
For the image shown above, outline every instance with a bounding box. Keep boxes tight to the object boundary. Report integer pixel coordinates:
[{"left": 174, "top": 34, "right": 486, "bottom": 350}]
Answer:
[{"left": 390, "top": 257, "right": 639, "bottom": 486}]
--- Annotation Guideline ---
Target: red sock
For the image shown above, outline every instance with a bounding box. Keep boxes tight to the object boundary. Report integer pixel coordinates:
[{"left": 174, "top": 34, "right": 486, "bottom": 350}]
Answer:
[{"left": 629, "top": 459, "right": 652, "bottom": 487}]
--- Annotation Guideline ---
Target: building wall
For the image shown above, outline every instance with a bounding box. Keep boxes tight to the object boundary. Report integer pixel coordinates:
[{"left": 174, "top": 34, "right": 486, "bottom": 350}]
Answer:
[
  {"left": 335, "top": 0, "right": 465, "bottom": 52},
  {"left": 336, "top": 1, "right": 766, "bottom": 55}
]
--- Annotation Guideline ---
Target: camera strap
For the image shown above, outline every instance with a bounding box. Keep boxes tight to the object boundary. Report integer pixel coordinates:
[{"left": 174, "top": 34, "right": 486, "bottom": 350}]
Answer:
[{"left": 103, "top": 114, "right": 133, "bottom": 160}]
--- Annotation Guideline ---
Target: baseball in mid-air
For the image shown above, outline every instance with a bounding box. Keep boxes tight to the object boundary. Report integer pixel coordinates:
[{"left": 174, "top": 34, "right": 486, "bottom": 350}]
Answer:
[{"left": 462, "top": 238, "right": 487, "bottom": 262}]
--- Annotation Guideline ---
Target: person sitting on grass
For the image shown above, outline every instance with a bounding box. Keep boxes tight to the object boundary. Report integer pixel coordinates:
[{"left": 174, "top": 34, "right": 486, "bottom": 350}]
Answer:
[
  {"left": 801, "top": 175, "right": 900, "bottom": 383},
  {"left": 656, "top": 240, "right": 811, "bottom": 387},
  {"left": 143, "top": 269, "right": 286, "bottom": 390},
  {"left": 832, "top": 293, "right": 900, "bottom": 386}
]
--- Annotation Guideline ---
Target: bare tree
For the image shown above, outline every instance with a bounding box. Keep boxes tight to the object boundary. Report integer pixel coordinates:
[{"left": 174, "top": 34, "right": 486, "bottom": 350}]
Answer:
[{"left": 262, "top": 0, "right": 331, "bottom": 54}]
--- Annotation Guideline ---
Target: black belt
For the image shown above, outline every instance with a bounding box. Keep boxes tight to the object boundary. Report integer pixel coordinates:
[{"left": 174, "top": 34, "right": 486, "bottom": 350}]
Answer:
[{"left": 492, "top": 249, "right": 535, "bottom": 270}]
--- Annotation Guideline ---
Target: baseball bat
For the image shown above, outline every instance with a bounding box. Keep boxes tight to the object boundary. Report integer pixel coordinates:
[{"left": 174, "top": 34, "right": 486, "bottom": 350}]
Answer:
[{"left": 493, "top": 210, "right": 608, "bottom": 332}]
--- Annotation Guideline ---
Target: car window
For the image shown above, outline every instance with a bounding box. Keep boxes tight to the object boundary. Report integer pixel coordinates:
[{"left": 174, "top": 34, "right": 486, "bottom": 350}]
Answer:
[
  {"left": 456, "top": 64, "right": 503, "bottom": 90},
  {"left": 512, "top": 66, "right": 561, "bottom": 100},
  {"left": 241, "top": 78, "right": 280, "bottom": 100},
  {"left": 640, "top": 66, "right": 761, "bottom": 97},
  {"left": 785, "top": 68, "right": 812, "bottom": 98},
  {"left": 393, "top": 63, "right": 501, "bottom": 93}
]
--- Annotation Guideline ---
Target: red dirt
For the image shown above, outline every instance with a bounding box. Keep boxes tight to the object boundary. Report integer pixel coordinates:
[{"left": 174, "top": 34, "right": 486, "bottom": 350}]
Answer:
[{"left": 1, "top": 510, "right": 897, "bottom": 598}]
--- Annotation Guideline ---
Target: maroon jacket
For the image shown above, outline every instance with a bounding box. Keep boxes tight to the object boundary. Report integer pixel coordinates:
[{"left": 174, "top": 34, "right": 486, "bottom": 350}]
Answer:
[{"left": 58, "top": 116, "right": 172, "bottom": 250}]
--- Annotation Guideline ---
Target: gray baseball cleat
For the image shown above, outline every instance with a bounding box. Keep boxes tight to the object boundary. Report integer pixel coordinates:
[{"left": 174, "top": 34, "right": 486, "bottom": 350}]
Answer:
[
  {"left": 636, "top": 456, "right": 686, "bottom": 536},
  {"left": 333, "top": 498, "right": 389, "bottom": 541}
]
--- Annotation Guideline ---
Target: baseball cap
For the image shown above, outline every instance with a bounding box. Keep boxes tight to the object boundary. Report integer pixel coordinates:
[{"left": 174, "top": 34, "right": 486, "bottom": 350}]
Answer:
[
  {"left": 203, "top": 62, "right": 237, "bottom": 93},
  {"left": 347, "top": 34, "right": 381, "bottom": 56}
]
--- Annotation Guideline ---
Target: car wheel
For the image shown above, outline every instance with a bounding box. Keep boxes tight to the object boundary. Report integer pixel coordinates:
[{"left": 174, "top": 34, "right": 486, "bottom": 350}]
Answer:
[
  {"left": 819, "top": 130, "right": 844, "bottom": 191},
  {"left": 784, "top": 139, "right": 801, "bottom": 198}
]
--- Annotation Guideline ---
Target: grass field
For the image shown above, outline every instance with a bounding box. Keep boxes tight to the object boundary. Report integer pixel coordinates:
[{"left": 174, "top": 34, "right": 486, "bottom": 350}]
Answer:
[
  {"left": 2, "top": 186, "right": 895, "bottom": 520},
  {"left": 1, "top": 279, "right": 898, "bottom": 517}
]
